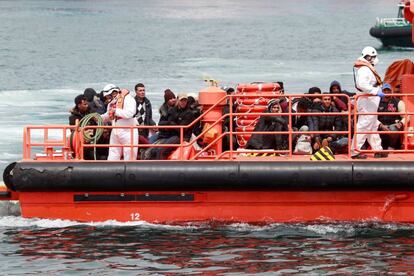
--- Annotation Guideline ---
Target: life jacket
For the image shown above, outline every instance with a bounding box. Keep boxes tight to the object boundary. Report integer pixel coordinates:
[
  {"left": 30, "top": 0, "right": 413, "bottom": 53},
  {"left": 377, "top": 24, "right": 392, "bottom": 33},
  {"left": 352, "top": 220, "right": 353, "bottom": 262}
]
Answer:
[
  {"left": 115, "top": 89, "right": 130, "bottom": 109},
  {"left": 353, "top": 59, "right": 383, "bottom": 92},
  {"left": 108, "top": 89, "right": 130, "bottom": 121}
]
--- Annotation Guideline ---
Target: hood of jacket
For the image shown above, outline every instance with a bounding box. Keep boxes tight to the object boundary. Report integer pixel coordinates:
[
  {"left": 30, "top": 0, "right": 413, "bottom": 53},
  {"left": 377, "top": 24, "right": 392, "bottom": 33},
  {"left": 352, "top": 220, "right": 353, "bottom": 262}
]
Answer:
[{"left": 329, "top": 80, "right": 342, "bottom": 93}]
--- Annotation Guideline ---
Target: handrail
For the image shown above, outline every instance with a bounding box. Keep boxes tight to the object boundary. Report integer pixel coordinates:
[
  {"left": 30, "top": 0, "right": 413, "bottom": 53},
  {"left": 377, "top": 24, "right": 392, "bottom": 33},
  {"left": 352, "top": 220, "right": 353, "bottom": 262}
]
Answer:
[
  {"left": 352, "top": 93, "right": 414, "bottom": 155},
  {"left": 21, "top": 93, "right": 414, "bottom": 161}
]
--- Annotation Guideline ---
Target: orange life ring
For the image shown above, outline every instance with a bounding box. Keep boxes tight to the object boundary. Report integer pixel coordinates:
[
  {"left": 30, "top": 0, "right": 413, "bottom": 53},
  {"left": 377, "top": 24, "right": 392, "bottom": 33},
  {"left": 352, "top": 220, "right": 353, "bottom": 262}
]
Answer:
[
  {"left": 235, "top": 98, "right": 269, "bottom": 105},
  {"left": 236, "top": 105, "right": 267, "bottom": 113},
  {"left": 236, "top": 126, "right": 256, "bottom": 147},
  {"left": 69, "top": 131, "right": 80, "bottom": 158},
  {"left": 235, "top": 118, "right": 258, "bottom": 127},
  {"left": 236, "top": 83, "right": 281, "bottom": 93},
  {"left": 236, "top": 126, "right": 255, "bottom": 132}
]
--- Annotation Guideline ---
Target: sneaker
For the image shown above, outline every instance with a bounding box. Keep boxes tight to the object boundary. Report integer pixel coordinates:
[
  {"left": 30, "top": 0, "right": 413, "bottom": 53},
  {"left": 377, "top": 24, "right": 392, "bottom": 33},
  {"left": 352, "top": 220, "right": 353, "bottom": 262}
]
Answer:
[
  {"left": 374, "top": 152, "right": 388, "bottom": 158},
  {"left": 351, "top": 154, "right": 368, "bottom": 159}
]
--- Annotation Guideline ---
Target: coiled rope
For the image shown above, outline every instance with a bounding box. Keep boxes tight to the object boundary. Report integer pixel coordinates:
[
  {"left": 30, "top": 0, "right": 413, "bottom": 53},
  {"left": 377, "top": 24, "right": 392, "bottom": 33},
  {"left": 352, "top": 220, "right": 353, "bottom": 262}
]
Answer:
[{"left": 79, "top": 113, "right": 104, "bottom": 159}]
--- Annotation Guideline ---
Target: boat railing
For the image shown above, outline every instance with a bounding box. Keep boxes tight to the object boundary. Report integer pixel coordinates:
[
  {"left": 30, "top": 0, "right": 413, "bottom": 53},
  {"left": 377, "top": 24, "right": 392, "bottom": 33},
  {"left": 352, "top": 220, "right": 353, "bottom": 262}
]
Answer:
[
  {"left": 21, "top": 93, "right": 414, "bottom": 161},
  {"left": 23, "top": 125, "right": 75, "bottom": 160},
  {"left": 352, "top": 93, "right": 414, "bottom": 156},
  {"left": 194, "top": 93, "right": 414, "bottom": 159},
  {"left": 376, "top": 17, "right": 410, "bottom": 27},
  {"left": 216, "top": 93, "right": 352, "bottom": 159}
]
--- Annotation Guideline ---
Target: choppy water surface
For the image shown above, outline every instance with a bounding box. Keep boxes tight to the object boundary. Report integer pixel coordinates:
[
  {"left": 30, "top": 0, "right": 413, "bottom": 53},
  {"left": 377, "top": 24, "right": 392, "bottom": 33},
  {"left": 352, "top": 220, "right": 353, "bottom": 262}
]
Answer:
[
  {"left": 1, "top": 0, "right": 414, "bottom": 274},
  {"left": 1, "top": 217, "right": 414, "bottom": 274}
]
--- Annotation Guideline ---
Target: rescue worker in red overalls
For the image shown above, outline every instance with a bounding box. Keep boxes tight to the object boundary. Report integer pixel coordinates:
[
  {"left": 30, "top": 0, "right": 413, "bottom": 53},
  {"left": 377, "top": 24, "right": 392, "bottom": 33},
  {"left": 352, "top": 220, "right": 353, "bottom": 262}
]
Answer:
[{"left": 101, "top": 84, "right": 138, "bottom": 160}]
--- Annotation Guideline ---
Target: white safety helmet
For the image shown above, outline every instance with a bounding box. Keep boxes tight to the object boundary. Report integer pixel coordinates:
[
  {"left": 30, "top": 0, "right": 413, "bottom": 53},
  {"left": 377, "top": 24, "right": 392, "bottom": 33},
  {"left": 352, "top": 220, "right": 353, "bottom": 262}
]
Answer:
[
  {"left": 361, "top": 46, "right": 379, "bottom": 66},
  {"left": 102, "top": 84, "right": 120, "bottom": 97}
]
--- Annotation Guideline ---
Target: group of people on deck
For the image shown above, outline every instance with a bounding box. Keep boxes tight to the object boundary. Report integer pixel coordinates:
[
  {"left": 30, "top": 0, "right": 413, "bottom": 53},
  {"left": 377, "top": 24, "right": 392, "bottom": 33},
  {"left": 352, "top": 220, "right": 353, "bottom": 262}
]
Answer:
[
  {"left": 68, "top": 46, "right": 408, "bottom": 160},
  {"left": 69, "top": 83, "right": 201, "bottom": 160},
  {"left": 245, "top": 46, "right": 408, "bottom": 158}
]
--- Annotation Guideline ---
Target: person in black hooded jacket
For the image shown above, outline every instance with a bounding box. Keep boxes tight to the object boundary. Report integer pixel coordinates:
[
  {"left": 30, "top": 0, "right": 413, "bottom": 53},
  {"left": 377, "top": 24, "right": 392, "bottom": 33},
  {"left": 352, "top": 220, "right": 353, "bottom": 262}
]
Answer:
[
  {"left": 246, "top": 99, "right": 288, "bottom": 151},
  {"left": 329, "top": 80, "right": 355, "bottom": 111}
]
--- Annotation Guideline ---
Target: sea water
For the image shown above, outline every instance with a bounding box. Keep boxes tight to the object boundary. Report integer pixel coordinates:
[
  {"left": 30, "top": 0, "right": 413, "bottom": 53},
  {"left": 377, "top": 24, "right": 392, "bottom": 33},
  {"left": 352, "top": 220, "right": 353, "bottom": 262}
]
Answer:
[{"left": 1, "top": 0, "right": 414, "bottom": 273}]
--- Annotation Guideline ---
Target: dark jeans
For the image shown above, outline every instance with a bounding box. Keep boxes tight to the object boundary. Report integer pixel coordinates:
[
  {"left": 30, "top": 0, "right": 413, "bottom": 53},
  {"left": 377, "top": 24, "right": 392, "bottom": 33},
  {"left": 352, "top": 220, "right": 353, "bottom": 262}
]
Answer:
[
  {"left": 380, "top": 124, "right": 402, "bottom": 150},
  {"left": 329, "top": 137, "right": 349, "bottom": 154}
]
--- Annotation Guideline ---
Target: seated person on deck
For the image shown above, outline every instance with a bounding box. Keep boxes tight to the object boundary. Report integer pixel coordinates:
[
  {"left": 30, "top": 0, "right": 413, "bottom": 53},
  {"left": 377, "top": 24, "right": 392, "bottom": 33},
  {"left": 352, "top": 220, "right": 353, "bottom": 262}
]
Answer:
[
  {"left": 309, "top": 93, "right": 348, "bottom": 154},
  {"left": 142, "top": 93, "right": 196, "bottom": 160},
  {"left": 246, "top": 99, "right": 288, "bottom": 151},
  {"left": 378, "top": 83, "right": 410, "bottom": 150}
]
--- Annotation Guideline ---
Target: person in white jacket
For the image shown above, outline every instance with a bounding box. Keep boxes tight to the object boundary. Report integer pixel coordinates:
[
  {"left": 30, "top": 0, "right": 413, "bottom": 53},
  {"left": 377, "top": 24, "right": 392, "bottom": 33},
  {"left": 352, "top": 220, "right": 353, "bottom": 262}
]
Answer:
[
  {"left": 101, "top": 84, "right": 138, "bottom": 160},
  {"left": 351, "top": 46, "right": 387, "bottom": 159}
]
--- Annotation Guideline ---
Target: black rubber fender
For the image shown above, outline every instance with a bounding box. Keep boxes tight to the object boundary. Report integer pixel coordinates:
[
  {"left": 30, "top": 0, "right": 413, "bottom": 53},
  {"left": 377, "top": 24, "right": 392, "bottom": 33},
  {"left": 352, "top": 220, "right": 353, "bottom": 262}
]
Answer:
[
  {"left": 6, "top": 161, "right": 414, "bottom": 192},
  {"left": 369, "top": 26, "right": 412, "bottom": 38}
]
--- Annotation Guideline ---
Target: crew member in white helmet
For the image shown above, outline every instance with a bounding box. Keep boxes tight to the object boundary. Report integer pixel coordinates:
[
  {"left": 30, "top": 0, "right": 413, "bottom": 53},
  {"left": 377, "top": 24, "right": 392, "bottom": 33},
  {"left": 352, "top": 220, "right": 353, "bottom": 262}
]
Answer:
[
  {"left": 101, "top": 84, "right": 138, "bottom": 160},
  {"left": 351, "top": 46, "right": 387, "bottom": 159}
]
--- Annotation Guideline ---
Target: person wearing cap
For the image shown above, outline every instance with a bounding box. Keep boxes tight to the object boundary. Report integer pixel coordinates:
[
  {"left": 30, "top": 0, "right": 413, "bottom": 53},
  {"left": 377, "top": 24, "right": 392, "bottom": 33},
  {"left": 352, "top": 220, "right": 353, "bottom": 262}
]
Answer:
[
  {"left": 146, "top": 89, "right": 177, "bottom": 144},
  {"left": 351, "top": 46, "right": 387, "bottom": 159},
  {"left": 69, "top": 94, "right": 90, "bottom": 125},
  {"left": 159, "top": 89, "right": 176, "bottom": 124},
  {"left": 378, "top": 83, "right": 409, "bottom": 150},
  {"left": 246, "top": 99, "right": 288, "bottom": 151},
  {"left": 308, "top": 93, "right": 348, "bottom": 154},
  {"left": 159, "top": 92, "right": 196, "bottom": 141},
  {"left": 143, "top": 92, "right": 196, "bottom": 159},
  {"left": 133, "top": 83, "right": 156, "bottom": 139},
  {"left": 101, "top": 84, "right": 138, "bottom": 161}
]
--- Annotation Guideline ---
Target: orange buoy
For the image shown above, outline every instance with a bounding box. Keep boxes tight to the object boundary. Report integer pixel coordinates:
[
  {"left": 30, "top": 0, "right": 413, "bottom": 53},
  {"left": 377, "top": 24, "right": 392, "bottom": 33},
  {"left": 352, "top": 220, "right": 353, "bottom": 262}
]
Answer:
[
  {"left": 237, "top": 83, "right": 281, "bottom": 92},
  {"left": 236, "top": 105, "right": 267, "bottom": 113}
]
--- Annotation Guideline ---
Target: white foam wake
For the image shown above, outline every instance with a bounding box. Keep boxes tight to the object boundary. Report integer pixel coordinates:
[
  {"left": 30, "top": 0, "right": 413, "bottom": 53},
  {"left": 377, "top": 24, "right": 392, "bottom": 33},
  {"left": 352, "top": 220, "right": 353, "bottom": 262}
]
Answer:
[{"left": 0, "top": 214, "right": 200, "bottom": 230}]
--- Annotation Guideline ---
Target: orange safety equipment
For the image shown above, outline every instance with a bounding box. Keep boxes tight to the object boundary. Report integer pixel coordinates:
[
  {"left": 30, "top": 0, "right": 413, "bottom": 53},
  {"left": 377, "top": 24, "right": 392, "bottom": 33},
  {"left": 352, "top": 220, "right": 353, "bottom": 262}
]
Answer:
[
  {"left": 234, "top": 83, "right": 283, "bottom": 148},
  {"left": 354, "top": 59, "right": 383, "bottom": 89},
  {"left": 237, "top": 83, "right": 281, "bottom": 92},
  {"left": 108, "top": 89, "right": 130, "bottom": 120}
]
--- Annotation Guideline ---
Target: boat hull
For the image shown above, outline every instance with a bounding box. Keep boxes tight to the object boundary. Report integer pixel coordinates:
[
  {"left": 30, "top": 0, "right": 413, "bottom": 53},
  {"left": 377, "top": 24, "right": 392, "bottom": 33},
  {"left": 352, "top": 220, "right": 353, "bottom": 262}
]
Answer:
[
  {"left": 369, "top": 25, "right": 413, "bottom": 47},
  {"left": 18, "top": 190, "right": 414, "bottom": 223},
  {"left": 5, "top": 160, "right": 414, "bottom": 222}
]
